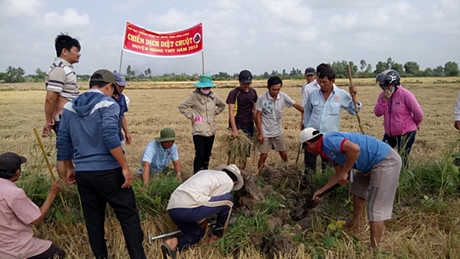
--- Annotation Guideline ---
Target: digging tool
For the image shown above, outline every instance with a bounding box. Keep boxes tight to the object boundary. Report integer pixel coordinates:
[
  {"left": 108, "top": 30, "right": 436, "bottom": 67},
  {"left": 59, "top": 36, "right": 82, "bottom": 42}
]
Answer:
[
  {"left": 347, "top": 64, "right": 364, "bottom": 134},
  {"left": 304, "top": 170, "right": 354, "bottom": 209},
  {"left": 33, "top": 128, "right": 72, "bottom": 223},
  {"left": 295, "top": 142, "right": 302, "bottom": 164},
  {"left": 148, "top": 218, "right": 222, "bottom": 245}
]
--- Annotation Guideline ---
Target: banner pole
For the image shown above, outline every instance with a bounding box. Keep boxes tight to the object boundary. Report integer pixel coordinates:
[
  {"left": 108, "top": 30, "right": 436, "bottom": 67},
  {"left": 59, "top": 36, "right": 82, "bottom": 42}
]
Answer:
[
  {"left": 118, "top": 49, "right": 124, "bottom": 73},
  {"left": 201, "top": 50, "right": 205, "bottom": 74}
]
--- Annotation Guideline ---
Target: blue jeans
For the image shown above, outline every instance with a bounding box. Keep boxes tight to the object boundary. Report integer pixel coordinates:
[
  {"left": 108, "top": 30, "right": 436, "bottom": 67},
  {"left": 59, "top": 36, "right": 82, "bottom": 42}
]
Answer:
[{"left": 76, "top": 167, "right": 146, "bottom": 259}]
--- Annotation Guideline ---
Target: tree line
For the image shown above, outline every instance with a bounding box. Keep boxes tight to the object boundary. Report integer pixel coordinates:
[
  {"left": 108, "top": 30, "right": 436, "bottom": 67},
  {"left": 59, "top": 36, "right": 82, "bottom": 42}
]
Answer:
[{"left": 1, "top": 58, "right": 458, "bottom": 83}]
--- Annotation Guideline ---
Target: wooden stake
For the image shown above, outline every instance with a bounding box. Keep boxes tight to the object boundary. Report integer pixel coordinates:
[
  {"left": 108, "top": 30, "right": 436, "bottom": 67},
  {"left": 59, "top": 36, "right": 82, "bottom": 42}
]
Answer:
[
  {"left": 33, "top": 128, "right": 72, "bottom": 223},
  {"left": 347, "top": 65, "right": 365, "bottom": 134}
]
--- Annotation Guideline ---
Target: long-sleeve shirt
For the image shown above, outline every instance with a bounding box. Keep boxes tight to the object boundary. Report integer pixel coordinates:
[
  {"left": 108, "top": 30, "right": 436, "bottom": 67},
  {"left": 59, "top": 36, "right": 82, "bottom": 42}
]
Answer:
[
  {"left": 178, "top": 89, "right": 226, "bottom": 137},
  {"left": 304, "top": 85, "right": 361, "bottom": 133},
  {"left": 374, "top": 86, "right": 423, "bottom": 137},
  {"left": 167, "top": 170, "right": 234, "bottom": 210},
  {"left": 57, "top": 89, "right": 121, "bottom": 171}
]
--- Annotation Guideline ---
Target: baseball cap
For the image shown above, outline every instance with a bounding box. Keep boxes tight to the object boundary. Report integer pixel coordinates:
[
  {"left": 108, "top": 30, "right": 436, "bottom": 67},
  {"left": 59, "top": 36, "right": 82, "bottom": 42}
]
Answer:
[
  {"left": 0, "top": 152, "right": 27, "bottom": 179},
  {"left": 305, "top": 67, "right": 316, "bottom": 76},
  {"left": 238, "top": 70, "right": 252, "bottom": 84},
  {"left": 299, "top": 128, "right": 323, "bottom": 143},
  {"left": 114, "top": 72, "right": 127, "bottom": 87},
  {"left": 90, "top": 69, "right": 119, "bottom": 94}
]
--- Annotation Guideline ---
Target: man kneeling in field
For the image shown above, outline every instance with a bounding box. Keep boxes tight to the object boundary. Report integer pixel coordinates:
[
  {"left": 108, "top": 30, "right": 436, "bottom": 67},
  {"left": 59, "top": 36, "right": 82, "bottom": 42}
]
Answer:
[{"left": 161, "top": 164, "right": 244, "bottom": 259}]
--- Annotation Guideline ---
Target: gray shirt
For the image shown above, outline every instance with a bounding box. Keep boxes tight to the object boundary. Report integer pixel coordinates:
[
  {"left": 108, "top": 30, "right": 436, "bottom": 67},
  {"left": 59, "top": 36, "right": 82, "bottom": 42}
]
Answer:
[{"left": 256, "top": 91, "right": 295, "bottom": 137}]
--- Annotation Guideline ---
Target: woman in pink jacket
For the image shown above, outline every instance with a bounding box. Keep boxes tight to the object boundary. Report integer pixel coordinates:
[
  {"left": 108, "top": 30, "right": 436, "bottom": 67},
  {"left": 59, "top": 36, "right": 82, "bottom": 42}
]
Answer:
[{"left": 374, "top": 69, "right": 424, "bottom": 168}]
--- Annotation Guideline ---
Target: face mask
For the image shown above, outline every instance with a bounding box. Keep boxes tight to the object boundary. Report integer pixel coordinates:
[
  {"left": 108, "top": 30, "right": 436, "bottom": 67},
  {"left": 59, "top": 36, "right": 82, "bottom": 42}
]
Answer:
[{"left": 200, "top": 88, "right": 211, "bottom": 95}]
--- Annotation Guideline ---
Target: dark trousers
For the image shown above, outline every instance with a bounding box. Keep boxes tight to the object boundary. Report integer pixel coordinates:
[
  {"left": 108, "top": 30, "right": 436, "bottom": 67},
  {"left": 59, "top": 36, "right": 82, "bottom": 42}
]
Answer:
[
  {"left": 27, "top": 244, "right": 66, "bottom": 259},
  {"left": 304, "top": 149, "right": 328, "bottom": 174},
  {"left": 382, "top": 130, "right": 416, "bottom": 168},
  {"left": 193, "top": 135, "right": 215, "bottom": 173},
  {"left": 168, "top": 194, "right": 233, "bottom": 251},
  {"left": 75, "top": 167, "right": 146, "bottom": 259}
]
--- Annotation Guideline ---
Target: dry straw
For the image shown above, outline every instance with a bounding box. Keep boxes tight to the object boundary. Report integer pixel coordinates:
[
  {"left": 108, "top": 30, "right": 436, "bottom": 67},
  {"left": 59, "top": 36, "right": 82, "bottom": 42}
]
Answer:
[{"left": 219, "top": 130, "right": 252, "bottom": 165}]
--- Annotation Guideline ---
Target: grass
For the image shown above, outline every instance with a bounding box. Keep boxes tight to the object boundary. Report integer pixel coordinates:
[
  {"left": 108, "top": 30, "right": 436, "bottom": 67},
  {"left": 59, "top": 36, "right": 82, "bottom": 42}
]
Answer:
[{"left": 1, "top": 78, "right": 460, "bottom": 258}]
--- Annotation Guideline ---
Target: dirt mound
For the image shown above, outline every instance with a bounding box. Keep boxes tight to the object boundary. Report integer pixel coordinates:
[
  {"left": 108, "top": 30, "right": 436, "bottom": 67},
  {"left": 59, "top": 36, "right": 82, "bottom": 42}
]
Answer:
[{"left": 231, "top": 165, "right": 318, "bottom": 258}]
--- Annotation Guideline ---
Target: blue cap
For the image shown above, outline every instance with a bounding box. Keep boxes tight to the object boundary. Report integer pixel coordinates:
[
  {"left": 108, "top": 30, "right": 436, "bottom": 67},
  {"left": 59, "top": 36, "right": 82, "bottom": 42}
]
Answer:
[
  {"left": 194, "top": 74, "right": 216, "bottom": 88},
  {"left": 113, "top": 72, "right": 127, "bottom": 86}
]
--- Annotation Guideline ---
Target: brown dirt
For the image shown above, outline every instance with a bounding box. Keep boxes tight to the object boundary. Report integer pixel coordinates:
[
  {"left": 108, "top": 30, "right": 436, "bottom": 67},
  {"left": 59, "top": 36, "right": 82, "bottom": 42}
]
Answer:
[{"left": 232, "top": 165, "right": 318, "bottom": 258}]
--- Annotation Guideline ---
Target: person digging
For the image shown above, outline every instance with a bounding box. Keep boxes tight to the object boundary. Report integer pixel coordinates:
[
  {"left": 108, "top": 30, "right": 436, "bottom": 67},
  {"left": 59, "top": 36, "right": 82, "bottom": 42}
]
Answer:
[
  {"left": 300, "top": 127, "right": 402, "bottom": 249},
  {"left": 161, "top": 164, "right": 244, "bottom": 259}
]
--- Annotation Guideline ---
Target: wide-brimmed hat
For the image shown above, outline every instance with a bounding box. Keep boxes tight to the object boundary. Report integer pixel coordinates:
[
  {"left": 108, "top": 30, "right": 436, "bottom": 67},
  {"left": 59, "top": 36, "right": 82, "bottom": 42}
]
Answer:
[
  {"left": 154, "top": 128, "right": 181, "bottom": 143},
  {"left": 194, "top": 74, "right": 216, "bottom": 88},
  {"left": 0, "top": 152, "right": 27, "bottom": 179},
  {"left": 217, "top": 164, "right": 244, "bottom": 191}
]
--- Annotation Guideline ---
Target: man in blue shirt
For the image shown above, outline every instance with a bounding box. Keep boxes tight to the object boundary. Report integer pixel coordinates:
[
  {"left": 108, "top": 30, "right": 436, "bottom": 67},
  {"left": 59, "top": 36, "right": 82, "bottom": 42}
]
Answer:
[
  {"left": 300, "top": 127, "right": 401, "bottom": 249},
  {"left": 303, "top": 67, "right": 362, "bottom": 174},
  {"left": 139, "top": 128, "right": 182, "bottom": 184},
  {"left": 57, "top": 69, "right": 146, "bottom": 259},
  {"left": 112, "top": 72, "right": 132, "bottom": 150}
]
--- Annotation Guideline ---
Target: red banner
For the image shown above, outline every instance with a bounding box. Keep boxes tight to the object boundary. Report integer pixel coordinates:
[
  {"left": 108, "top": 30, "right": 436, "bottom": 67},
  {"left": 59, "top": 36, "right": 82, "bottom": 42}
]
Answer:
[{"left": 123, "top": 22, "right": 203, "bottom": 57}]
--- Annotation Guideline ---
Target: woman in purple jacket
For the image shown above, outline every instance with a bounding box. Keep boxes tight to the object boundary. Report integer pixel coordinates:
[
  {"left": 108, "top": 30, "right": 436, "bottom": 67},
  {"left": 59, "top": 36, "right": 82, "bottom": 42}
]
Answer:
[{"left": 374, "top": 69, "right": 424, "bottom": 168}]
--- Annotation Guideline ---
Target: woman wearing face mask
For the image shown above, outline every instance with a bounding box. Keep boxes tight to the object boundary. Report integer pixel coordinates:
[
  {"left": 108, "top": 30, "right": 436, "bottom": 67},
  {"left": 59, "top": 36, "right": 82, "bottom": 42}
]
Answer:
[
  {"left": 374, "top": 69, "right": 424, "bottom": 168},
  {"left": 179, "top": 74, "right": 226, "bottom": 173}
]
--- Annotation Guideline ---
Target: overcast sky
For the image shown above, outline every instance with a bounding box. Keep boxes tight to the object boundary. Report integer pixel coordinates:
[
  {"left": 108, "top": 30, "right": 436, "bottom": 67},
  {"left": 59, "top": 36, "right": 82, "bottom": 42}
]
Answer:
[{"left": 0, "top": 0, "right": 459, "bottom": 76}]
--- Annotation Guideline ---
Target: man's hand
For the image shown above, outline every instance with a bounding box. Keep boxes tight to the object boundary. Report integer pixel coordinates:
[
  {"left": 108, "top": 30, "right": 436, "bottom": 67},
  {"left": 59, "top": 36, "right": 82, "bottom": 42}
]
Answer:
[
  {"left": 312, "top": 190, "right": 325, "bottom": 202},
  {"left": 257, "top": 133, "right": 264, "bottom": 144},
  {"left": 49, "top": 180, "right": 64, "bottom": 195},
  {"left": 300, "top": 122, "right": 305, "bottom": 131},
  {"left": 121, "top": 167, "right": 133, "bottom": 188},
  {"left": 338, "top": 170, "right": 349, "bottom": 186},
  {"left": 455, "top": 121, "right": 460, "bottom": 130},
  {"left": 66, "top": 167, "right": 76, "bottom": 184},
  {"left": 176, "top": 173, "right": 182, "bottom": 181},
  {"left": 125, "top": 133, "right": 132, "bottom": 144},
  {"left": 349, "top": 84, "right": 358, "bottom": 96},
  {"left": 231, "top": 128, "right": 238, "bottom": 137},
  {"left": 42, "top": 121, "right": 54, "bottom": 137}
]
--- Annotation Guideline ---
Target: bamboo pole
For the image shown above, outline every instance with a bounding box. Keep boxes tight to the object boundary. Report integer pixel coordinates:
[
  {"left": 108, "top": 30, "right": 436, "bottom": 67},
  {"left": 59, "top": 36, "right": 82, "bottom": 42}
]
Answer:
[
  {"left": 33, "top": 128, "right": 72, "bottom": 223},
  {"left": 347, "top": 65, "right": 365, "bottom": 134}
]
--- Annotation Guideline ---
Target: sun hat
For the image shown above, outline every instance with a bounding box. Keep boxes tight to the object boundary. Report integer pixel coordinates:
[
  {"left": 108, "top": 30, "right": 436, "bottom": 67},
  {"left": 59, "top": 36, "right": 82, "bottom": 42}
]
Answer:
[
  {"left": 217, "top": 164, "right": 244, "bottom": 191},
  {"left": 194, "top": 74, "right": 216, "bottom": 88},
  {"left": 90, "top": 69, "right": 119, "bottom": 94},
  {"left": 305, "top": 67, "right": 316, "bottom": 76},
  {"left": 0, "top": 152, "right": 27, "bottom": 179},
  {"left": 154, "top": 128, "right": 181, "bottom": 143},
  {"left": 299, "top": 127, "right": 323, "bottom": 143},
  {"left": 113, "top": 72, "right": 127, "bottom": 86},
  {"left": 238, "top": 70, "right": 252, "bottom": 84}
]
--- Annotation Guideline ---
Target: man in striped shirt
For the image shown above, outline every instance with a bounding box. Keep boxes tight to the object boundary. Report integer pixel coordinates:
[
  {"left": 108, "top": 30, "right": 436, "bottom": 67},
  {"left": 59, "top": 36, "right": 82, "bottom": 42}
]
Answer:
[{"left": 42, "top": 34, "right": 81, "bottom": 181}]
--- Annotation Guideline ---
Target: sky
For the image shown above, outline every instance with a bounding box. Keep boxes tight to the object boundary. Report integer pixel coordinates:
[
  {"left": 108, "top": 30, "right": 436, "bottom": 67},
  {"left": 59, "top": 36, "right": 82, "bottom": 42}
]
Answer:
[{"left": 0, "top": 0, "right": 459, "bottom": 76}]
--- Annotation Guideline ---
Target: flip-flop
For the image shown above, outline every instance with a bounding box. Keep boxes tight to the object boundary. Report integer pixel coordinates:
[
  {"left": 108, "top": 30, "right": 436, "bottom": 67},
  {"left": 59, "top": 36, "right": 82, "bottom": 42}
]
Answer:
[{"left": 161, "top": 243, "right": 177, "bottom": 259}]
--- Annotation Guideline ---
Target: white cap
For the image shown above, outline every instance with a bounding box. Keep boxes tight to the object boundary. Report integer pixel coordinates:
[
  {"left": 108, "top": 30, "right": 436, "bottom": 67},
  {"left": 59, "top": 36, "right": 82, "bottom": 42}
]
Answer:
[{"left": 299, "top": 127, "right": 322, "bottom": 143}]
